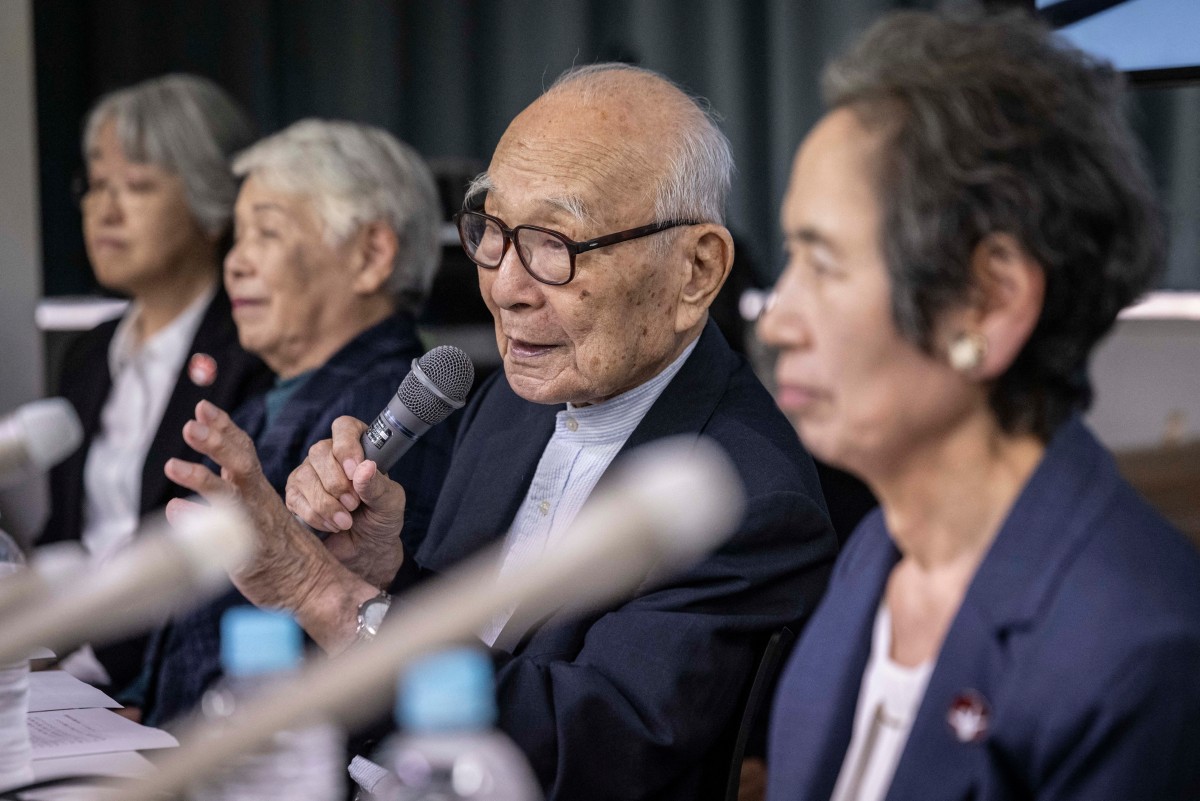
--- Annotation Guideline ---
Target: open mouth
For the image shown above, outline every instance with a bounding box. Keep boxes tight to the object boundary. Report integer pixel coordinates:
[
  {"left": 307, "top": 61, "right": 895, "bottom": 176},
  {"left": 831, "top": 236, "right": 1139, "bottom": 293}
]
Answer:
[{"left": 506, "top": 337, "right": 557, "bottom": 358}]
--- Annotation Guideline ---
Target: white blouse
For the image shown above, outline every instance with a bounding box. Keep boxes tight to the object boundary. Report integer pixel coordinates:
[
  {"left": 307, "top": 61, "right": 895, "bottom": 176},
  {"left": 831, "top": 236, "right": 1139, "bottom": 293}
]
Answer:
[
  {"left": 59, "top": 287, "right": 213, "bottom": 686},
  {"left": 80, "top": 286, "right": 214, "bottom": 567},
  {"left": 829, "top": 603, "right": 934, "bottom": 801}
]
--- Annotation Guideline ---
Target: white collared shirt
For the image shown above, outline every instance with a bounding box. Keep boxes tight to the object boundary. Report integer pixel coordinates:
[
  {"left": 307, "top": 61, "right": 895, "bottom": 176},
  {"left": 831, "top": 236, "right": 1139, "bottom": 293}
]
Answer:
[
  {"left": 80, "top": 284, "right": 216, "bottom": 567},
  {"left": 478, "top": 337, "right": 699, "bottom": 646}
]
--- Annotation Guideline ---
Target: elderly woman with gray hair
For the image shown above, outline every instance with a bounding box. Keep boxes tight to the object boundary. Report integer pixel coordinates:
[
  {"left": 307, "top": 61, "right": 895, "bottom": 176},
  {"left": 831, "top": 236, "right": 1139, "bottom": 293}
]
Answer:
[
  {"left": 760, "top": 10, "right": 1200, "bottom": 801},
  {"left": 42, "top": 74, "right": 271, "bottom": 695},
  {"left": 137, "top": 118, "right": 454, "bottom": 727}
]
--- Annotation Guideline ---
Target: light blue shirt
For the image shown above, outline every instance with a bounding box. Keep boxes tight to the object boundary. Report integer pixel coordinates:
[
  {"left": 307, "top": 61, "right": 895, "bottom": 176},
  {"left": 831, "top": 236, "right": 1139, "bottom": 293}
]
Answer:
[{"left": 479, "top": 337, "right": 699, "bottom": 646}]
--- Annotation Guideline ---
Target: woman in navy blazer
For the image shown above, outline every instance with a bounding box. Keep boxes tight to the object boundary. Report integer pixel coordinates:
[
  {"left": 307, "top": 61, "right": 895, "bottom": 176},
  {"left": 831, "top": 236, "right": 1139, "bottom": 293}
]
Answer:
[
  {"left": 140, "top": 119, "right": 455, "bottom": 727},
  {"left": 758, "top": 10, "right": 1200, "bottom": 801}
]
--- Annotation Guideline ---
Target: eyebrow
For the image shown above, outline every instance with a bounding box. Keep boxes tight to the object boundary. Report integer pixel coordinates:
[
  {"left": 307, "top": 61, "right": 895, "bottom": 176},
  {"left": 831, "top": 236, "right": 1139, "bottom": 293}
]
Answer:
[
  {"left": 786, "top": 227, "right": 834, "bottom": 249},
  {"left": 466, "top": 173, "right": 593, "bottom": 226},
  {"left": 539, "top": 195, "right": 592, "bottom": 225},
  {"left": 249, "top": 202, "right": 289, "bottom": 215}
]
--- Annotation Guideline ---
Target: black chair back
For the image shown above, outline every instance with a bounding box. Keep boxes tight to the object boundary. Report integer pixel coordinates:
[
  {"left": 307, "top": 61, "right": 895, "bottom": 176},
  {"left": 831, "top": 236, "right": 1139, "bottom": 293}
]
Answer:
[{"left": 722, "top": 626, "right": 796, "bottom": 801}]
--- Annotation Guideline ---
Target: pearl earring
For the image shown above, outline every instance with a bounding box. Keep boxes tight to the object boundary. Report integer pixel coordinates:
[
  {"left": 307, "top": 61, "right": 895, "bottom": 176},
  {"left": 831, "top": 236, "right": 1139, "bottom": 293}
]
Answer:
[{"left": 948, "top": 332, "right": 988, "bottom": 373}]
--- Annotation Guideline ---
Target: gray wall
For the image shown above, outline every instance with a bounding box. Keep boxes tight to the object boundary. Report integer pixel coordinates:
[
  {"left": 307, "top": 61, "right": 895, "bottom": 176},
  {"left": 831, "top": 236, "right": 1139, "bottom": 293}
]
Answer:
[
  {"left": 0, "top": 0, "right": 48, "bottom": 546},
  {"left": 1089, "top": 317, "right": 1200, "bottom": 450}
]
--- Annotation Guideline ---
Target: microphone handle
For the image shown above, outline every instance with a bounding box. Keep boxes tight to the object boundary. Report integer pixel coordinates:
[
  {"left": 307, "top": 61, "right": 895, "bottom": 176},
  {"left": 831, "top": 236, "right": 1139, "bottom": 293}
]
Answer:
[{"left": 360, "top": 392, "right": 433, "bottom": 473}]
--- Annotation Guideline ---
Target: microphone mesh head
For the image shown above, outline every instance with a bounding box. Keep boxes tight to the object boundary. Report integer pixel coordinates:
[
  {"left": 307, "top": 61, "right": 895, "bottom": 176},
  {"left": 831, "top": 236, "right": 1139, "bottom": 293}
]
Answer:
[
  {"left": 18, "top": 397, "right": 84, "bottom": 471},
  {"left": 398, "top": 346, "right": 475, "bottom": 425}
]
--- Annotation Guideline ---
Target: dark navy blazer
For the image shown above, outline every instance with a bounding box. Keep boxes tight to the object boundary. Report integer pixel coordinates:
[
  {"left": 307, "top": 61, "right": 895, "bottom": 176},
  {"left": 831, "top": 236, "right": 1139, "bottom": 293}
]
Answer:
[
  {"left": 768, "top": 418, "right": 1200, "bottom": 801},
  {"left": 41, "top": 287, "right": 272, "bottom": 691},
  {"left": 398, "top": 321, "right": 839, "bottom": 801},
  {"left": 143, "top": 311, "right": 456, "bottom": 726}
]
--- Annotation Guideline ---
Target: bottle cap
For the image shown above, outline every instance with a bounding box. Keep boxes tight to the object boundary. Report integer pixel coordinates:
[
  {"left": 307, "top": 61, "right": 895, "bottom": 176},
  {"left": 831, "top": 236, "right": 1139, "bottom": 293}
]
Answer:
[
  {"left": 398, "top": 647, "right": 496, "bottom": 732},
  {"left": 220, "top": 607, "right": 303, "bottom": 676}
]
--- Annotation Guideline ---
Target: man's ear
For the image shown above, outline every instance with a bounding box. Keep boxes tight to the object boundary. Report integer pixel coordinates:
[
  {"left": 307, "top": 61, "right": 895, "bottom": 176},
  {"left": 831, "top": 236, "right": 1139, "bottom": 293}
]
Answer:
[
  {"left": 675, "top": 224, "right": 735, "bottom": 334},
  {"left": 948, "top": 232, "right": 1045, "bottom": 379},
  {"left": 349, "top": 221, "right": 399, "bottom": 296}
]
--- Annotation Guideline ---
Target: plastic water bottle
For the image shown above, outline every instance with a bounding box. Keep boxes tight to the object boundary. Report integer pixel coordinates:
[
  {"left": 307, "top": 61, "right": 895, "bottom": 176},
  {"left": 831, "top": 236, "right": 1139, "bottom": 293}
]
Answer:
[
  {"left": 0, "top": 529, "right": 34, "bottom": 790},
  {"left": 188, "top": 608, "right": 344, "bottom": 801},
  {"left": 353, "top": 647, "right": 541, "bottom": 801}
]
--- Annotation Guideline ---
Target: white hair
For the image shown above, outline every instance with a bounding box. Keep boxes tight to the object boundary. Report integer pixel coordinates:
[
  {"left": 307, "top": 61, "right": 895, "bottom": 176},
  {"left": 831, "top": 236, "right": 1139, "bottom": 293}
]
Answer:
[
  {"left": 83, "top": 73, "right": 254, "bottom": 237},
  {"left": 233, "top": 119, "right": 441, "bottom": 313},
  {"left": 550, "top": 63, "right": 733, "bottom": 226}
]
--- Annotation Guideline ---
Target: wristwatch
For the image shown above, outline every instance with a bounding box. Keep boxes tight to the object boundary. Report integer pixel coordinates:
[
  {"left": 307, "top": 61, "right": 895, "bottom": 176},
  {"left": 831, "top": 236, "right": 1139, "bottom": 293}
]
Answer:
[{"left": 355, "top": 591, "right": 392, "bottom": 642}]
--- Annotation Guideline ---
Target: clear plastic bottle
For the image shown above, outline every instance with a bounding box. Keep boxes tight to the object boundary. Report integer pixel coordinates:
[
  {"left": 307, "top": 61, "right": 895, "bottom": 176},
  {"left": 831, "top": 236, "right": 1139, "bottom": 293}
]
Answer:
[
  {"left": 188, "top": 607, "right": 344, "bottom": 801},
  {"left": 0, "top": 528, "right": 34, "bottom": 790},
  {"left": 353, "top": 647, "right": 542, "bottom": 801}
]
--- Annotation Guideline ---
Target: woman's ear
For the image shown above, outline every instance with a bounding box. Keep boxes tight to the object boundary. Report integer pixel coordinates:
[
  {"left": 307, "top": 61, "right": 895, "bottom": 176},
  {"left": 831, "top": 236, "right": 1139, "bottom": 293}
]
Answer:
[
  {"left": 349, "top": 221, "right": 398, "bottom": 296},
  {"left": 675, "top": 224, "right": 735, "bottom": 334},
  {"left": 948, "top": 232, "right": 1045, "bottom": 379}
]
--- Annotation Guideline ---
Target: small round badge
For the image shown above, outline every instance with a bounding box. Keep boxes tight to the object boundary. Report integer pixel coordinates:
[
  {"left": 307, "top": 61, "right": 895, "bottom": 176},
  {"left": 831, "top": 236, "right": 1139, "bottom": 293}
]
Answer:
[
  {"left": 947, "top": 689, "right": 990, "bottom": 743},
  {"left": 188, "top": 352, "right": 218, "bottom": 387}
]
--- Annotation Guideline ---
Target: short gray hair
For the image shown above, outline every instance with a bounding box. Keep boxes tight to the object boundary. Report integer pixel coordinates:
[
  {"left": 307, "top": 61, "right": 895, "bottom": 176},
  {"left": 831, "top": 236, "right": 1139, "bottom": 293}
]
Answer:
[
  {"left": 83, "top": 73, "right": 254, "bottom": 237},
  {"left": 465, "top": 63, "right": 733, "bottom": 256},
  {"left": 233, "top": 119, "right": 441, "bottom": 314},
  {"left": 823, "top": 10, "right": 1163, "bottom": 439}
]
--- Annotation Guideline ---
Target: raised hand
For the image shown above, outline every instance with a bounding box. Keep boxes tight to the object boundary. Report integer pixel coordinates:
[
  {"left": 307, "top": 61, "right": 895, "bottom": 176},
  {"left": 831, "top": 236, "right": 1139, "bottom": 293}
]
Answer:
[
  {"left": 164, "top": 400, "right": 328, "bottom": 610},
  {"left": 163, "top": 401, "right": 382, "bottom": 654}
]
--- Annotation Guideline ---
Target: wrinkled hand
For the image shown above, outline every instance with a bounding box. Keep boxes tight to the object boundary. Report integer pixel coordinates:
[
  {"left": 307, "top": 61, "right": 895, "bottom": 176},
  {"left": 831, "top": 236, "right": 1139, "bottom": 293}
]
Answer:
[
  {"left": 163, "top": 400, "right": 342, "bottom": 612},
  {"left": 286, "top": 416, "right": 408, "bottom": 589}
]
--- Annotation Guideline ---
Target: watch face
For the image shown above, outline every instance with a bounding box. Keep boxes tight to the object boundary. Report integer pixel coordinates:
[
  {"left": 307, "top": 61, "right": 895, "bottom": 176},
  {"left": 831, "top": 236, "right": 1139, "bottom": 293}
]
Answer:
[{"left": 360, "top": 595, "right": 391, "bottom": 636}]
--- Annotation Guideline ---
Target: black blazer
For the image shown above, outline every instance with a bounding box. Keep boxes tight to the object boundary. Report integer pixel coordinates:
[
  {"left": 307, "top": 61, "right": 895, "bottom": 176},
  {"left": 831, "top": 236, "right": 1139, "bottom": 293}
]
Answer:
[
  {"left": 40, "top": 287, "right": 271, "bottom": 689},
  {"left": 400, "top": 320, "right": 839, "bottom": 801}
]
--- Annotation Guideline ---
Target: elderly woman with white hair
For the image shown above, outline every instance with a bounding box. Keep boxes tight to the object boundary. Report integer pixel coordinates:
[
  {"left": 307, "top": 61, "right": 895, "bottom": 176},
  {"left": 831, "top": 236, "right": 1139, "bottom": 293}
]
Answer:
[
  {"left": 42, "top": 74, "right": 272, "bottom": 695},
  {"left": 135, "top": 118, "right": 454, "bottom": 727}
]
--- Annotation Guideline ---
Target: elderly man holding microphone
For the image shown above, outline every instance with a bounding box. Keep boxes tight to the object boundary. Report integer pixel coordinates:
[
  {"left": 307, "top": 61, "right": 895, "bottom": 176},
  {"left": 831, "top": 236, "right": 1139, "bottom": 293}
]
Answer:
[{"left": 165, "top": 64, "right": 838, "bottom": 801}]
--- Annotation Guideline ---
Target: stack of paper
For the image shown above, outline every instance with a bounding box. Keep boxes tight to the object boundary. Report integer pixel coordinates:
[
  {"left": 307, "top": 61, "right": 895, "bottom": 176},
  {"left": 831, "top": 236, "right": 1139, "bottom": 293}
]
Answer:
[
  {"left": 21, "top": 671, "right": 178, "bottom": 794},
  {"left": 28, "top": 708, "right": 177, "bottom": 761}
]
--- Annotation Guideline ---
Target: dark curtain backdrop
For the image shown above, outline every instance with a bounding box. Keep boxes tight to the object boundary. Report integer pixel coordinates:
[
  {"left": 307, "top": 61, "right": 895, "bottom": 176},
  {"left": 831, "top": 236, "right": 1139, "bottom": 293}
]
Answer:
[
  {"left": 34, "top": 0, "right": 949, "bottom": 299},
  {"left": 1137, "top": 84, "right": 1200, "bottom": 290},
  {"left": 35, "top": 0, "right": 1198, "bottom": 299}
]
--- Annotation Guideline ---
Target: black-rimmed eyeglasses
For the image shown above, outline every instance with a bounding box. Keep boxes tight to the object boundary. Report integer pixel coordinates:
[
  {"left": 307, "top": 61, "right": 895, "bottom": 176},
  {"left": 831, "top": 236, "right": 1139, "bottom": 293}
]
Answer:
[{"left": 454, "top": 209, "right": 700, "bottom": 286}]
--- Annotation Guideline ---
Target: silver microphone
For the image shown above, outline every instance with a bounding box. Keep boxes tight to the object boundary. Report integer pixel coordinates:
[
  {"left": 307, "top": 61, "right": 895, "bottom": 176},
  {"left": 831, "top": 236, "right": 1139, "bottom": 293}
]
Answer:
[
  {"left": 0, "top": 398, "right": 84, "bottom": 488},
  {"left": 0, "top": 504, "right": 254, "bottom": 665},
  {"left": 361, "top": 346, "right": 474, "bottom": 472}
]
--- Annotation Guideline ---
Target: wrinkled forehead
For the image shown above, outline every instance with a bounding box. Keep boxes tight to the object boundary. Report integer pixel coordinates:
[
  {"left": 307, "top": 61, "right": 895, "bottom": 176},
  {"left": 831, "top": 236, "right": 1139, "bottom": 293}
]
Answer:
[
  {"left": 486, "top": 93, "right": 665, "bottom": 226},
  {"left": 234, "top": 173, "right": 319, "bottom": 226}
]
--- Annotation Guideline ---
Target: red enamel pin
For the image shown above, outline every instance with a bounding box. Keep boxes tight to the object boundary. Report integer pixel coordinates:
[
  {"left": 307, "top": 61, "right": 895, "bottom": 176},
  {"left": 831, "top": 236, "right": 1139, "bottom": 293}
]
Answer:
[
  {"left": 947, "top": 689, "right": 990, "bottom": 743},
  {"left": 188, "top": 353, "right": 218, "bottom": 387}
]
